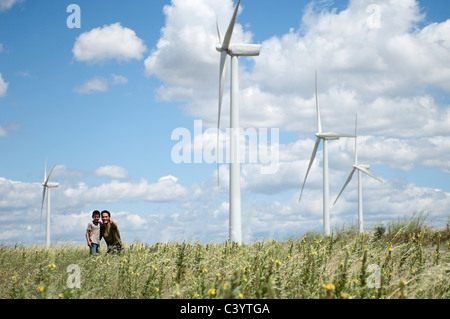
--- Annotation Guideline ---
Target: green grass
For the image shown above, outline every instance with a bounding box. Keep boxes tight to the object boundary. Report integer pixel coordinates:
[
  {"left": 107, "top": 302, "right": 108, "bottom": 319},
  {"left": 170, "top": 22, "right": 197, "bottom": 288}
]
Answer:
[{"left": 1, "top": 214, "right": 449, "bottom": 299}]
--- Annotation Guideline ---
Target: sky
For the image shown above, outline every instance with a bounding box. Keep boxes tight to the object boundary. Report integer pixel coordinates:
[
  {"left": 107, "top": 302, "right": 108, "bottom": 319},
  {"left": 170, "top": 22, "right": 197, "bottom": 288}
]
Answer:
[{"left": 0, "top": 0, "right": 449, "bottom": 246}]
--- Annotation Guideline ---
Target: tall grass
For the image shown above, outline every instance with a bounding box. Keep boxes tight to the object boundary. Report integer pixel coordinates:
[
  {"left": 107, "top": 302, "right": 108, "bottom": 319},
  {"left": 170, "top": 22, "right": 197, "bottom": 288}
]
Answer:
[{"left": 1, "top": 215, "right": 448, "bottom": 299}]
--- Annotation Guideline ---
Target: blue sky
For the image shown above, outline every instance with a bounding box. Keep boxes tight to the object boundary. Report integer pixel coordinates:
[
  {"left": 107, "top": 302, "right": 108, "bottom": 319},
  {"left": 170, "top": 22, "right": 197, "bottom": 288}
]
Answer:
[{"left": 1, "top": 0, "right": 449, "bottom": 246}]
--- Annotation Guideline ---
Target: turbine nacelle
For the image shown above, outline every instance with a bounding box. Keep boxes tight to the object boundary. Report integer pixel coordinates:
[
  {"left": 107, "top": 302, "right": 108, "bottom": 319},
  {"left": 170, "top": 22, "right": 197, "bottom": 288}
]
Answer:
[
  {"left": 44, "top": 182, "right": 59, "bottom": 188},
  {"left": 216, "top": 43, "right": 261, "bottom": 56},
  {"left": 316, "top": 132, "right": 354, "bottom": 140},
  {"left": 355, "top": 164, "right": 370, "bottom": 170}
]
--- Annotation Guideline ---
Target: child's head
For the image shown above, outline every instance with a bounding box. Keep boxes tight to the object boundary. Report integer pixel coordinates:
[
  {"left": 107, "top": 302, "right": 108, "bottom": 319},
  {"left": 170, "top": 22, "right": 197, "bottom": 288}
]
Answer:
[{"left": 92, "top": 210, "right": 101, "bottom": 222}]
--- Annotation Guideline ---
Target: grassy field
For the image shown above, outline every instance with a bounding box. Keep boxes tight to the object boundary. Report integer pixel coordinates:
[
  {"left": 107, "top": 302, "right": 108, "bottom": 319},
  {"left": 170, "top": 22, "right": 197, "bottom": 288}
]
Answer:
[{"left": 1, "top": 214, "right": 449, "bottom": 299}]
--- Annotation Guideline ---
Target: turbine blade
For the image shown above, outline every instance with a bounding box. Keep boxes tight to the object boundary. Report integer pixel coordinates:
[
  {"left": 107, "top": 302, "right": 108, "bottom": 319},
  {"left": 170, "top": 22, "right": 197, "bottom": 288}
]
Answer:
[
  {"left": 315, "top": 70, "right": 322, "bottom": 133},
  {"left": 333, "top": 168, "right": 356, "bottom": 206},
  {"left": 354, "top": 114, "right": 358, "bottom": 164},
  {"left": 223, "top": 0, "right": 240, "bottom": 50},
  {"left": 357, "top": 166, "right": 383, "bottom": 183},
  {"left": 216, "top": 17, "right": 223, "bottom": 44},
  {"left": 44, "top": 165, "right": 56, "bottom": 186},
  {"left": 217, "top": 50, "right": 228, "bottom": 187},
  {"left": 299, "top": 137, "right": 321, "bottom": 202}
]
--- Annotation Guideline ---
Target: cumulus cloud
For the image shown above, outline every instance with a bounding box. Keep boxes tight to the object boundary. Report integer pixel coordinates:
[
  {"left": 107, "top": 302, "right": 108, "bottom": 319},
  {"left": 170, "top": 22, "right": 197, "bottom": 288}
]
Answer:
[
  {"left": 0, "top": 73, "right": 9, "bottom": 97},
  {"left": 0, "top": 0, "right": 24, "bottom": 12},
  {"left": 73, "top": 23, "right": 147, "bottom": 64},
  {"left": 94, "top": 165, "right": 129, "bottom": 180},
  {"left": 73, "top": 74, "right": 128, "bottom": 94},
  {"left": 0, "top": 122, "right": 19, "bottom": 138},
  {"left": 144, "top": 0, "right": 254, "bottom": 97},
  {"left": 73, "top": 77, "right": 108, "bottom": 94}
]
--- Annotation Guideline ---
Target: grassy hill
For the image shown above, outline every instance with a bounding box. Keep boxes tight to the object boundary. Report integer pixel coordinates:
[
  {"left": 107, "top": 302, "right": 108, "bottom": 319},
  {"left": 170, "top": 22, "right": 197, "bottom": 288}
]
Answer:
[{"left": 1, "top": 214, "right": 449, "bottom": 299}]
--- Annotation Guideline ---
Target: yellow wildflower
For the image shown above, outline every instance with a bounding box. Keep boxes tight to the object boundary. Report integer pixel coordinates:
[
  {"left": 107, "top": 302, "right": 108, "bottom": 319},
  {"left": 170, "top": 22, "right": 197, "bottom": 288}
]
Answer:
[
  {"left": 208, "top": 288, "right": 215, "bottom": 295},
  {"left": 38, "top": 286, "right": 44, "bottom": 292},
  {"left": 326, "top": 284, "right": 335, "bottom": 290}
]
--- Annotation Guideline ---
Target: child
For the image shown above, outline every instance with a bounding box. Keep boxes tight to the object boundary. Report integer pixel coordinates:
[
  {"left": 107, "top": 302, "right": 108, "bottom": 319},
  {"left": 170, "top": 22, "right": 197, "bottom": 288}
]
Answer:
[{"left": 86, "top": 210, "right": 102, "bottom": 256}]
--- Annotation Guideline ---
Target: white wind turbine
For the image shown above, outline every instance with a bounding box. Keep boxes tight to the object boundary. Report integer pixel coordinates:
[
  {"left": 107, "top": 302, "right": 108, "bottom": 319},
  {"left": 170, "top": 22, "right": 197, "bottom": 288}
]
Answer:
[
  {"left": 40, "top": 164, "right": 59, "bottom": 248},
  {"left": 333, "top": 115, "right": 383, "bottom": 233},
  {"left": 216, "top": 0, "right": 261, "bottom": 244},
  {"left": 299, "top": 70, "right": 354, "bottom": 237}
]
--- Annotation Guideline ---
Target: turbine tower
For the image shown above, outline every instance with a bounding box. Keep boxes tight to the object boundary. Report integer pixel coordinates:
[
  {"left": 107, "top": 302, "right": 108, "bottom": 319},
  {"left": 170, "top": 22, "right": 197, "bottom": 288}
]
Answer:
[
  {"left": 216, "top": 0, "right": 261, "bottom": 244},
  {"left": 299, "top": 70, "right": 354, "bottom": 237},
  {"left": 40, "top": 164, "right": 59, "bottom": 248},
  {"left": 333, "top": 115, "right": 383, "bottom": 233}
]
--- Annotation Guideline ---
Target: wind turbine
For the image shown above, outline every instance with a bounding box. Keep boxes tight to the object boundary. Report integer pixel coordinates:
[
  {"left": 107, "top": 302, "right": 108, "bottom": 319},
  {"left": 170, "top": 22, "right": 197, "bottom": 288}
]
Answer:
[
  {"left": 333, "top": 115, "right": 383, "bottom": 233},
  {"left": 216, "top": 0, "right": 261, "bottom": 244},
  {"left": 299, "top": 70, "right": 354, "bottom": 237},
  {"left": 40, "top": 164, "right": 59, "bottom": 248}
]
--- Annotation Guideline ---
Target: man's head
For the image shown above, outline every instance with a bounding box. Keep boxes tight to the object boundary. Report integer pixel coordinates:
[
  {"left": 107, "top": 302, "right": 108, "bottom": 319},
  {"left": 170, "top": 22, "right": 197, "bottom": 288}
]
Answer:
[{"left": 101, "top": 210, "right": 111, "bottom": 225}]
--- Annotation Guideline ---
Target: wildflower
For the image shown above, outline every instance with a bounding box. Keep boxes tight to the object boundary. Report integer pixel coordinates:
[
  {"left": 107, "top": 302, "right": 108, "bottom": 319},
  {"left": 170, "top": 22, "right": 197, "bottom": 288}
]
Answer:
[
  {"left": 38, "top": 286, "right": 44, "bottom": 292},
  {"left": 208, "top": 288, "right": 215, "bottom": 295},
  {"left": 122, "top": 258, "right": 127, "bottom": 263},
  {"left": 224, "top": 283, "right": 228, "bottom": 290},
  {"left": 11, "top": 275, "right": 16, "bottom": 280},
  {"left": 238, "top": 293, "right": 243, "bottom": 298},
  {"left": 326, "top": 284, "right": 335, "bottom": 290},
  {"left": 389, "top": 247, "right": 393, "bottom": 252},
  {"left": 341, "top": 293, "right": 348, "bottom": 299},
  {"left": 202, "top": 268, "right": 208, "bottom": 273}
]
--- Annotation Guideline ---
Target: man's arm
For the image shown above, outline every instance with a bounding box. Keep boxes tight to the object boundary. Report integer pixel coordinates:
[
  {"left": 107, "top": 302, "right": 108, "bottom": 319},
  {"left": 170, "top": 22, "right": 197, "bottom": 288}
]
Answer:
[{"left": 110, "top": 219, "right": 117, "bottom": 229}]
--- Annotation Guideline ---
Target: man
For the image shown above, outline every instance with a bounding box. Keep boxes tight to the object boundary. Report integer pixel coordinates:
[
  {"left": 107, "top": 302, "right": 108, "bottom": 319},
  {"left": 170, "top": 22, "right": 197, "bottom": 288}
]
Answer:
[{"left": 100, "top": 210, "right": 122, "bottom": 254}]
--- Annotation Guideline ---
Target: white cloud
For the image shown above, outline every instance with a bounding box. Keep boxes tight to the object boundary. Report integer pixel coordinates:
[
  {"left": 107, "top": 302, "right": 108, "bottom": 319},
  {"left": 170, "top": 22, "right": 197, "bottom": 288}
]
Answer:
[
  {"left": 94, "top": 165, "right": 129, "bottom": 180},
  {"left": 0, "top": 73, "right": 9, "bottom": 97},
  {"left": 73, "top": 22, "right": 147, "bottom": 64},
  {"left": 73, "top": 74, "right": 128, "bottom": 94},
  {"left": 144, "top": 0, "right": 254, "bottom": 97},
  {"left": 73, "top": 77, "right": 108, "bottom": 94},
  {"left": 0, "top": 122, "right": 19, "bottom": 138},
  {"left": 0, "top": 0, "right": 24, "bottom": 12}
]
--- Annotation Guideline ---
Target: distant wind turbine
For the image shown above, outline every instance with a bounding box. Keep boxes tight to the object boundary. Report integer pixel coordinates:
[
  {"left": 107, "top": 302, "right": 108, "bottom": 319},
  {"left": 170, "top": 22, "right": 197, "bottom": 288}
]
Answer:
[
  {"left": 40, "top": 164, "right": 59, "bottom": 248},
  {"left": 333, "top": 115, "right": 383, "bottom": 233},
  {"left": 216, "top": 0, "right": 261, "bottom": 244},
  {"left": 299, "top": 70, "right": 354, "bottom": 236}
]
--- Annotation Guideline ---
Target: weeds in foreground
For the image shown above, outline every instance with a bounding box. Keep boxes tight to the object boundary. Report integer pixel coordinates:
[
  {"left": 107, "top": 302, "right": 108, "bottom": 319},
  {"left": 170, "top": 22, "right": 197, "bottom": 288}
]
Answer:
[{"left": 1, "top": 215, "right": 448, "bottom": 299}]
